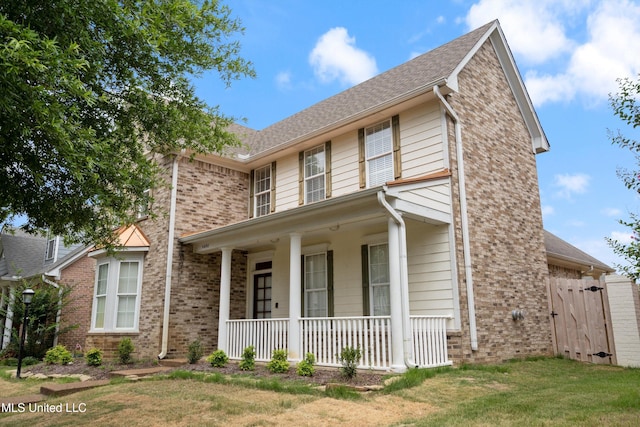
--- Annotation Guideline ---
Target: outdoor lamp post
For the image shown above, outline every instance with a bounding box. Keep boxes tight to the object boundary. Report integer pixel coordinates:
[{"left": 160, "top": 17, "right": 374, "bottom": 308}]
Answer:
[{"left": 16, "top": 288, "right": 35, "bottom": 379}]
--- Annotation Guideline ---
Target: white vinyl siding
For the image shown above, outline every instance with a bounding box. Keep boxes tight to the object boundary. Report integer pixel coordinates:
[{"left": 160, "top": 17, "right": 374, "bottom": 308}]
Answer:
[
  {"left": 406, "top": 222, "right": 455, "bottom": 317},
  {"left": 274, "top": 154, "right": 298, "bottom": 211},
  {"left": 400, "top": 103, "right": 446, "bottom": 176},
  {"left": 331, "top": 133, "right": 360, "bottom": 198}
]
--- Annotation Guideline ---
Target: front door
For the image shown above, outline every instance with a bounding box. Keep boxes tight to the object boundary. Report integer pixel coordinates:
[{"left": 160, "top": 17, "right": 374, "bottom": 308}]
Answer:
[{"left": 253, "top": 273, "right": 272, "bottom": 319}]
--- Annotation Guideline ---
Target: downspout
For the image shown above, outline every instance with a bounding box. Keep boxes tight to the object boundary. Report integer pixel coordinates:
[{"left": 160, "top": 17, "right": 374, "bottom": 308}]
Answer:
[
  {"left": 158, "top": 154, "right": 180, "bottom": 359},
  {"left": 434, "top": 85, "right": 478, "bottom": 351},
  {"left": 377, "top": 190, "right": 417, "bottom": 368},
  {"left": 42, "top": 275, "right": 62, "bottom": 346}
]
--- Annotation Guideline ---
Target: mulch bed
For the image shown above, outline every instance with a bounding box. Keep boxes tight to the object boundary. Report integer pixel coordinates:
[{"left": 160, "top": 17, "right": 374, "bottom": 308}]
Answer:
[{"left": 24, "top": 358, "right": 391, "bottom": 387}]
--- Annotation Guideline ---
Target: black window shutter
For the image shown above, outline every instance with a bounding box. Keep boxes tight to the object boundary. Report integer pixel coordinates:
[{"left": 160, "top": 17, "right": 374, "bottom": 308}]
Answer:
[
  {"left": 361, "top": 245, "right": 370, "bottom": 316},
  {"left": 300, "top": 254, "right": 305, "bottom": 316},
  {"left": 270, "top": 161, "right": 277, "bottom": 212},
  {"left": 249, "top": 169, "right": 255, "bottom": 218},
  {"left": 298, "top": 151, "right": 304, "bottom": 205},
  {"left": 358, "top": 128, "right": 366, "bottom": 188},
  {"left": 327, "top": 250, "right": 334, "bottom": 317},
  {"left": 392, "top": 115, "right": 401, "bottom": 180}
]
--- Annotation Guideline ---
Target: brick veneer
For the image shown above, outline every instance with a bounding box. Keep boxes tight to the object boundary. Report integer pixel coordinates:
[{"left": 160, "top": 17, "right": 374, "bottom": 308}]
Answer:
[
  {"left": 444, "top": 40, "right": 553, "bottom": 363},
  {"left": 56, "top": 254, "right": 94, "bottom": 352}
]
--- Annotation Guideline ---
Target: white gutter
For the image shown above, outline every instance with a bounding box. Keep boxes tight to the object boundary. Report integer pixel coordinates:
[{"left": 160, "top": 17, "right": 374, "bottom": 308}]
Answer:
[
  {"left": 158, "top": 154, "right": 180, "bottom": 359},
  {"left": 433, "top": 85, "right": 478, "bottom": 351},
  {"left": 42, "top": 275, "right": 62, "bottom": 346},
  {"left": 377, "top": 191, "right": 417, "bottom": 369}
]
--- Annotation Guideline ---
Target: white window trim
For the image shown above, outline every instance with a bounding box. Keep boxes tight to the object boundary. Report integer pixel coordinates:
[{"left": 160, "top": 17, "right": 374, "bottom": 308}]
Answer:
[
  {"left": 304, "top": 145, "right": 326, "bottom": 204},
  {"left": 365, "top": 119, "right": 394, "bottom": 187},
  {"left": 136, "top": 189, "right": 151, "bottom": 219},
  {"left": 90, "top": 253, "right": 144, "bottom": 333},
  {"left": 45, "top": 237, "right": 57, "bottom": 261},
  {"left": 254, "top": 164, "right": 271, "bottom": 217}
]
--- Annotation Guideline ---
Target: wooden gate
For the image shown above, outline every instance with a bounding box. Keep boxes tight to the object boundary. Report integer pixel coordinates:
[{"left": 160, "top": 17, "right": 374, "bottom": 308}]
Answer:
[{"left": 547, "top": 278, "right": 616, "bottom": 365}]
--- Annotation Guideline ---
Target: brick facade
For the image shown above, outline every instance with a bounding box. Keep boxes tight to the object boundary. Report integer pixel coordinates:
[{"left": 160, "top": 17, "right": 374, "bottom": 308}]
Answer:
[
  {"left": 445, "top": 40, "right": 553, "bottom": 363},
  {"left": 57, "top": 254, "right": 94, "bottom": 352}
]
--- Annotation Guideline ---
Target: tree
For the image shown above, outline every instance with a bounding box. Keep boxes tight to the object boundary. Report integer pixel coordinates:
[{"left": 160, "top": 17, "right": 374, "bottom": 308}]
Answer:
[
  {"left": 606, "top": 75, "right": 640, "bottom": 280},
  {"left": 0, "top": 0, "right": 254, "bottom": 247}
]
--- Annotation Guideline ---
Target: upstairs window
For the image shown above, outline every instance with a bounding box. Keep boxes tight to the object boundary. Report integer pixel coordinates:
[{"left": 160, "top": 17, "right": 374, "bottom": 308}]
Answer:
[
  {"left": 359, "top": 115, "right": 401, "bottom": 188},
  {"left": 254, "top": 165, "right": 271, "bottom": 217},
  {"left": 136, "top": 189, "right": 151, "bottom": 219},
  {"left": 365, "top": 120, "right": 393, "bottom": 187},
  {"left": 304, "top": 145, "right": 325, "bottom": 203},
  {"left": 45, "top": 237, "right": 56, "bottom": 261}
]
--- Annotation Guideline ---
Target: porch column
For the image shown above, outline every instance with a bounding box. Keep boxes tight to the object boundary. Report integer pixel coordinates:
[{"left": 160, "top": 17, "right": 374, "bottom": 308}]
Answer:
[
  {"left": 388, "top": 218, "right": 405, "bottom": 372},
  {"left": 2, "top": 286, "right": 15, "bottom": 350},
  {"left": 288, "top": 233, "right": 302, "bottom": 361},
  {"left": 217, "top": 247, "right": 233, "bottom": 352}
]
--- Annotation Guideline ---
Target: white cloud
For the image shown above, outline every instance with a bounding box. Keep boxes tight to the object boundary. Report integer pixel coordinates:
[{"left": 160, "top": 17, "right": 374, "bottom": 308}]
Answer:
[
  {"left": 466, "top": 0, "right": 575, "bottom": 64},
  {"left": 275, "top": 71, "right": 292, "bottom": 90},
  {"left": 554, "top": 173, "right": 590, "bottom": 199},
  {"left": 541, "top": 205, "right": 555, "bottom": 216},
  {"left": 610, "top": 230, "right": 633, "bottom": 245},
  {"left": 602, "top": 207, "right": 622, "bottom": 217},
  {"left": 466, "top": 0, "right": 640, "bottom": 107},
  {"left": 309, "top": 27, "right": 378, "bottom": 86}
]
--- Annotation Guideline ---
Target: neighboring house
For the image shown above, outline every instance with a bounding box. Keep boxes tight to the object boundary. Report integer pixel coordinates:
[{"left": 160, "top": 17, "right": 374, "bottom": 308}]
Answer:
[
  {"left": 80, "top": 20, "right": 555, "bottom": 371},
  {"left": 545, "top": 230, "right": 615, "bottom": 279},
  {"left": 0, "top": 227, "right": 85, "bottom": 351}
]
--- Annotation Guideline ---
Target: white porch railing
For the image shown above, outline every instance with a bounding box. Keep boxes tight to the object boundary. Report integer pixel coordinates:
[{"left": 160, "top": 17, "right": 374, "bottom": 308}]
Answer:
[
  {"left": 410, "top": 315, "right": 452, "bottom": 368},
  {"left": 226, "top": 318, "right": 289, "bottom": 361},
  {"left": 225, "top": 315, "right": 451, "bottom": 370},
  {"left": 301, "top": 316, "right": 392, "bottom": 370}
]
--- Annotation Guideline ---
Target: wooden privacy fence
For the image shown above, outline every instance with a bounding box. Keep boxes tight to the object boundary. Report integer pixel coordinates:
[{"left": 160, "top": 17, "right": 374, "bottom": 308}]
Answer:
[{"left": 547, "top": 277, "right": 616, "bottom": 365}]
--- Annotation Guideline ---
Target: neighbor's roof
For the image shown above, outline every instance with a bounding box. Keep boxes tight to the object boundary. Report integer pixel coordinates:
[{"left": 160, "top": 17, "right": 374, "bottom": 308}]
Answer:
[
  {"left": 0, "top": 229, "right": 47, "bottom": 279},
  {"left": 544, "top": 230, "right": 614, "bottom": 273}
]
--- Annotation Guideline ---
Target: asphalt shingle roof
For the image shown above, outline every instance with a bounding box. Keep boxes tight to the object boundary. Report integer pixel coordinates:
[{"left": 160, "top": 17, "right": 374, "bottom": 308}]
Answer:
[
  {"left": 544, "top": 230, "right": 614, "bottom": 272},
  {"left": 0, "top": 229, "right": 47, "bottom": 279}
]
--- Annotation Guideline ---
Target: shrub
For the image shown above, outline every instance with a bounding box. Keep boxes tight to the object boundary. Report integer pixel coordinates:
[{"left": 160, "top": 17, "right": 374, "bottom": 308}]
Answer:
[
  {"left": 22, "top": 356, "right": 40, "bottom": 366},
  {"left": 1, "top": 357, "right": 18, "bottom": 366},
  {"left": 339, "top": 346, "right": 361, "bottom": 379},
  {"left": 266, "top": 349, "right": 290, "bottom": 374},
  {"left": 44, "top": 345, "right": 73, "bottom": 365},
  {"left": 296, "top": 352, "right": 315, "bottom": 377},
  {"left": 239, "top": 345, "right": 255, "bottom": 371},
  {"left": 206, "top": 349, "right": 229, "bottom": 368},
  {"left": 85, "top": 348, "right": 103, "bottom": 367},
  {"left": 187, "top": 339, "right": 204, "bottom": 364},
  {"left": 117, "top": 338, "right": 134, "bottom": 364}
]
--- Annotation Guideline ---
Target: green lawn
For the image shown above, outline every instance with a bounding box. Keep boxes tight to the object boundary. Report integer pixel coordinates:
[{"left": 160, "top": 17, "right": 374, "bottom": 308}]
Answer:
[{"left": 1, "top": 357, "right": 638, "bottom": 426}]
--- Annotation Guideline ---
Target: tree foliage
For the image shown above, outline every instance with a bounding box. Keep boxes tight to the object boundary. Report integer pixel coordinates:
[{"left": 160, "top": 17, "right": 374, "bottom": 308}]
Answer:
[
  {"left": 0, "top": 0, "right": 254, "bottom": 247},
  {"left": 606, "top": 75, "right": 640, "bottom": 280},
  {"left": 0, "top": 281, "right": 75, "bottom": 359}
]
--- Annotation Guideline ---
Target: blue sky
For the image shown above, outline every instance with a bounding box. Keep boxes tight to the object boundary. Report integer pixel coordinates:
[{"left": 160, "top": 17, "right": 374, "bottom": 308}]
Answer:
[{"left": 194, "top": 0, "right": 640, "bottom": 270}]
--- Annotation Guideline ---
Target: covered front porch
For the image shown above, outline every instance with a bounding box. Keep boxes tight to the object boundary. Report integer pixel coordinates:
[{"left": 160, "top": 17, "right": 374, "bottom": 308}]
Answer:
[{"left": 181, "top": 179, "right": 458, "bottom": 372}]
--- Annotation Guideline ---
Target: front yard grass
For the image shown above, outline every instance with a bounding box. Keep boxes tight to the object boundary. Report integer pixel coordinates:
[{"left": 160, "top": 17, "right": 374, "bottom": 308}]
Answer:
[{"left": 1, "top": 357, "right": 638, "bottom": 426}]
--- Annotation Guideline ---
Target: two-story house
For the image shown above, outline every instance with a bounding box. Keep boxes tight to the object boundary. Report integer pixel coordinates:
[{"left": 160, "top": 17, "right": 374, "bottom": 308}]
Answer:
[{"left": 71, "top": 20, "right": 556, "bottom": 371}]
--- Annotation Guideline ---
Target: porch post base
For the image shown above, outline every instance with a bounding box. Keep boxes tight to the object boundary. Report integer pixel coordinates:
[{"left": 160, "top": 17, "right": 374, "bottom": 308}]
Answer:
[{"left": 390, "top": 364, "right": 408, "bottom": 374}]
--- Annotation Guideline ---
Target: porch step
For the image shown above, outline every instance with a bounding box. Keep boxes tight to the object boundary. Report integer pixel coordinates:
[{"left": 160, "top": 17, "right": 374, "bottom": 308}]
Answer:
[
  {"left": 158, "top": 358, "right": 188, "bottom": 367},
  {"left": 1, "top": 394, "right": 45, "bottom": 411},
  {"left": 109, "top": 366, "right": 172, "bottom": 378},
  {"left": 40, "top": 380, "right": 110, "bottom": 397}
]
